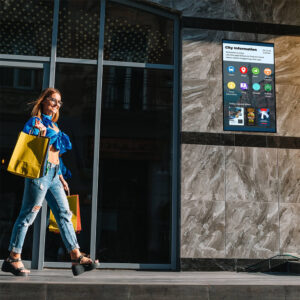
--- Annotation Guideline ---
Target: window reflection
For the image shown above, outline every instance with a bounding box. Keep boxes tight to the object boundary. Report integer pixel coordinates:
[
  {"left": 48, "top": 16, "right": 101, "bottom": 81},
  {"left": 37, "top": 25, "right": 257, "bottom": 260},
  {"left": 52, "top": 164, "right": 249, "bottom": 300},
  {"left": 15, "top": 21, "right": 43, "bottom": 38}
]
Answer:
[
  {"left": 104, "top": 2, "right": 173, "bottom": 64},
  {"left": 97, "top": 67, "right": 173, "bottom": 263},
  {"left": 44, "top": 63, "right": 97, "bottom": 261},
  {"left": 0, "top": 67, "right": 43, "bottom": 259},
  {"left": 57, "top": 0, "right": 101, "bottom": 59},
  {"left": 0, "top": 0, "right": 53, "bottom": 56}
]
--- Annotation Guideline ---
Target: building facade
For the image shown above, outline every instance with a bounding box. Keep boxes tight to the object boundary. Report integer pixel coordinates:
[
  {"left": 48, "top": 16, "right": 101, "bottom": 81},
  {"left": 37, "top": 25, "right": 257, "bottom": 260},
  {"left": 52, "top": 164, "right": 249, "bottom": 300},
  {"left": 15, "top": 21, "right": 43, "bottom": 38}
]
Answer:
[{"left": 0, "top": 0, "right": 299, "bottom": 270}]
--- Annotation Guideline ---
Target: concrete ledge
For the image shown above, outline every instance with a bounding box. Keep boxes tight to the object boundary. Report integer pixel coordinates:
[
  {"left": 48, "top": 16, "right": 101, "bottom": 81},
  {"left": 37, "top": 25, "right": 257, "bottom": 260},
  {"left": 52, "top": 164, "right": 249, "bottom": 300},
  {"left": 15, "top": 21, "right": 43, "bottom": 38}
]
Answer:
[
  {"left": 1, "top": 270, "right": 300, "bottom": 300},
  {"left": 2, "top": 282, "right": 300, "bottom": 300}
]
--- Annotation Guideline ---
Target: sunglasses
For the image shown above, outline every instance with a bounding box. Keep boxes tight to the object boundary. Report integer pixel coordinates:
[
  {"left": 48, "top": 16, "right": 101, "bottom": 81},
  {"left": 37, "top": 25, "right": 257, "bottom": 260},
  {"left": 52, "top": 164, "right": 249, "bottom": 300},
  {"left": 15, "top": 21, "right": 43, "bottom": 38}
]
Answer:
[{"left": 47, "top": 97, "right": 63, "bottom": 107}]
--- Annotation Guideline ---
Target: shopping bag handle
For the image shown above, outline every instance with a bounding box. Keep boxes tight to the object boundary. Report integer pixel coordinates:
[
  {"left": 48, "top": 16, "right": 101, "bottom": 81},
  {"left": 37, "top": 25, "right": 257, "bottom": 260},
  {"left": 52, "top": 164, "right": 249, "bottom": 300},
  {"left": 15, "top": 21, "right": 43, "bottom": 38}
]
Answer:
[
  {"left": 29, "top": 126, "right": 42, "bottom": 137},
  {"left": 29, "top": 118, "right": 45, "bottom": 137}
]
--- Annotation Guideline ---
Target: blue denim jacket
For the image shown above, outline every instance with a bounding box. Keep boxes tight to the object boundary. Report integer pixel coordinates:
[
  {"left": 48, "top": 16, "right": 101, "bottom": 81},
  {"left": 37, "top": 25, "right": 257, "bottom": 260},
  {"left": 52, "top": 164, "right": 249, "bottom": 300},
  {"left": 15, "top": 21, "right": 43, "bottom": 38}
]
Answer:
[{"left": 22, "top": 114, "right": 72, "bottom": 176}]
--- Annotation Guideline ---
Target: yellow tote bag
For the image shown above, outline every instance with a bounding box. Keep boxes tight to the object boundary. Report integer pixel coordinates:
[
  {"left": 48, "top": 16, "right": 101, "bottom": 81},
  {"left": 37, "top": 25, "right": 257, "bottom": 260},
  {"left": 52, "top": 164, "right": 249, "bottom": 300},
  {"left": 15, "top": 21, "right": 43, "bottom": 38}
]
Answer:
[
  {"left": 7, "top": 131, "right": 50, "bottom": 179},
  {"left": 49, "top": 193, "right": 82, "bottom": 234}
]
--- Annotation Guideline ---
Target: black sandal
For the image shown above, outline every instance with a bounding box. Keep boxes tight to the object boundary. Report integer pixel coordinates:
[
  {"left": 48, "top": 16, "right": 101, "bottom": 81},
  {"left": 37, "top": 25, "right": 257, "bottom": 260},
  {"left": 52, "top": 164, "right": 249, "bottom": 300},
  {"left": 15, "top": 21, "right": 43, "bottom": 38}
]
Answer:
[
  {"left": 71, "top": 255, "right": 98, "bottom": 276},
  {"left": 1, "top": 256, "right": 29, "bottom": 277}
]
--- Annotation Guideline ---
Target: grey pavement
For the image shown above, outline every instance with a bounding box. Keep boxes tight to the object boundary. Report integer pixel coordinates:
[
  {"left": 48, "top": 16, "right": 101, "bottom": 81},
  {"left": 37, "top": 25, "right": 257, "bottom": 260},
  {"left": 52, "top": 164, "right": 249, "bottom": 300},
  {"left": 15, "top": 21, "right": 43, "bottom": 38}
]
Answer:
[
  {"left": 0, "top": 269, "right": 299, "bottom": 285},
  {"left": 1, "top": 270, "right": 300, "bottom": 300}
]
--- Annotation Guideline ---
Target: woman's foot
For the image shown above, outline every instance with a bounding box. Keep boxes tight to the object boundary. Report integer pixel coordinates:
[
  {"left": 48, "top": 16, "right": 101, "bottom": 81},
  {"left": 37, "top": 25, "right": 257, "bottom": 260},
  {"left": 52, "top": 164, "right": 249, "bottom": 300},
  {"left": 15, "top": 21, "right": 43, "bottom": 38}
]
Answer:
[
  {"left": 1, "top": 256, "right": 30, "bottom": 276},
  {"left": 71, "top": 254, "right": 99, "bottom": 276},
  {"left": 71, "top": 254, "right": 98, "bottom": 265}
]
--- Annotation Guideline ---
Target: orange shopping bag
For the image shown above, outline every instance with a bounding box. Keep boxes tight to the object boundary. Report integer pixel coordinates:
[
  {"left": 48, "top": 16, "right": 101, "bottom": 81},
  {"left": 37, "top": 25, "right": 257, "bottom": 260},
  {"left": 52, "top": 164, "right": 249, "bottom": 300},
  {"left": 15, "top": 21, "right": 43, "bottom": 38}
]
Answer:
[{"left": 49, "top": 191, "right": 81, "bottom": 233}]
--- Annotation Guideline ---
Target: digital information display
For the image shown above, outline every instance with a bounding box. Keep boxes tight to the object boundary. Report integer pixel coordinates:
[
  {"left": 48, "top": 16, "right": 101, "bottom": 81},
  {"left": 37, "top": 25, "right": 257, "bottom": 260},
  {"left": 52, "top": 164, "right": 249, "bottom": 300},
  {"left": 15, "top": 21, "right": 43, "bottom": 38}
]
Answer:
[{"left": 223, "top": 40, "right": 276, "bottom": 132}]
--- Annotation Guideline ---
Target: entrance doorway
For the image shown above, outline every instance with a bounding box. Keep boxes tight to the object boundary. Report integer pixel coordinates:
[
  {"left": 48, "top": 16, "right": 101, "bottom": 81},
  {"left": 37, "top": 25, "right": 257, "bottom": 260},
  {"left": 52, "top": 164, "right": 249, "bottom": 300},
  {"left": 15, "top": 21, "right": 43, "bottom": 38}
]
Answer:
[{"left": 96, "top": 67, "right": 174, "bottom": 264}]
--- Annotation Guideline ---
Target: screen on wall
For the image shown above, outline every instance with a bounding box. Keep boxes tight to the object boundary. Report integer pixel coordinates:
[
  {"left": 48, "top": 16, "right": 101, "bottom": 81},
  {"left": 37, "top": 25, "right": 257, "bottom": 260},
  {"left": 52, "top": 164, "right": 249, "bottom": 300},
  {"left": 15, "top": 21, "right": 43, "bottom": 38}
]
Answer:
[{"left": 222, "top": 40, "right": 276, "bottom": 132}]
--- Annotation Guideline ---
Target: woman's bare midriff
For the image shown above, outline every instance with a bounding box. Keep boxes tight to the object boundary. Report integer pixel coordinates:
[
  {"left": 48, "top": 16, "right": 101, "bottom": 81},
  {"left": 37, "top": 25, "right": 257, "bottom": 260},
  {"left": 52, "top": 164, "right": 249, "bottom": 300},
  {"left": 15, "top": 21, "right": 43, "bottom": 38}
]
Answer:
[{"left": 47, "top": 123, "right": 60, "bottom": 165}]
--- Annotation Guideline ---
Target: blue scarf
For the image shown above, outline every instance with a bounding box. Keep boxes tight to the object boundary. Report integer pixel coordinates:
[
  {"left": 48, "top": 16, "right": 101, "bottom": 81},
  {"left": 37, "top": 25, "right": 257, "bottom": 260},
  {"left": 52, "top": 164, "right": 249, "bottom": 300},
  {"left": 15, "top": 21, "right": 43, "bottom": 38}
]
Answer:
[
  {"left": 23, "top": 115, "right": 72, "bottom": 155},
  {"left": 41, "top": 114, "right": 54, "bottom": 128}
]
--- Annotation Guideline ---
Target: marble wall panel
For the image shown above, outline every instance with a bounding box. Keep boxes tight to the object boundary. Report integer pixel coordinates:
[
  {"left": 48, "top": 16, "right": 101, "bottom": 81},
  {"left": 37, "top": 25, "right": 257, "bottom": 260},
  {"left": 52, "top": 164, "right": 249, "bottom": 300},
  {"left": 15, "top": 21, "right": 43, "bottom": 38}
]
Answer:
[
  {"left": 182, "top": 29, "right": 223, "bottom": 132},
  {"left": 181, "top": 200, "right": 225, "bottom": 258},
  {"left": 271, "top": 0, "right": 300, "bottom": 26},
  {"left": 148, "top": 0, "right": 300, "bottom": 26},
  {"left": 182, "top": 79, "right": 223, "bottom": 132},
  {"left": 276, "top": 85, "right": 300, "bottom": 137},
  {"left": 275, "top": 36, "right": 300, "bottom": 87},
  {"left": 182, "top": 29, "right": 224, "bottom": 81},
  {"left": 181, "top": 144, "right": 225, "bottom": 202},
  {"left": 225, "top": 147, "right": 278, "bottom": 202},
  {"left": 221, "top": 0, "right": 300, "bottom": 26},
  {"left": 226, "top": 201, "right": 279, "bottom": 258},
  {"left": 148, "top": 0, "right": 225, "bottom": 19},
  {"left": 280, "top": 203, "right": 300, "bottom": 254},
  {"left": 147, "top": 0, "right": 173, "bottom": 9},
  {"left": 278, "top": 149, "right": 300, "bottom": 203},
  {"left": 224, "top": 0, "right": 276, "bottom": 24}
]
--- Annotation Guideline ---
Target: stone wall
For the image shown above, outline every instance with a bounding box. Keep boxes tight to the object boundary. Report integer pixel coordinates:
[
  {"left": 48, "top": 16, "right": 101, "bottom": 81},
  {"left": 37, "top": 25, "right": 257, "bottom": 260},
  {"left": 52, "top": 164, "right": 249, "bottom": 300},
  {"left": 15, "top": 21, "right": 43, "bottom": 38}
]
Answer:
[
  {"left": 146, "top": 0, "right": 300, "bottom": 261},
  {"left": 181, "top": 30, "right": 300, "bottom": 259},
  {"left": 148, "top": 0, "right": 300, "bottom": 26},
  {"left": 181, "top": 145, "right": 300, "bottom": 259}
]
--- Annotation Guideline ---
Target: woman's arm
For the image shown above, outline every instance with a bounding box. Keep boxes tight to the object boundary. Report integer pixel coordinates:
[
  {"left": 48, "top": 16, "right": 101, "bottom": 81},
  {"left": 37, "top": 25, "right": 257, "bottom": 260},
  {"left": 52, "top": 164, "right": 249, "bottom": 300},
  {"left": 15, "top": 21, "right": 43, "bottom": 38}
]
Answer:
[
  {"left": 34, "top": 119, "right": 47, "bottom": 136},
  {"left": 23, "top": 117, "right": 47, "bottom": 136},
  {"left": 59, "top": 174, "right": 69, "bottom": 193},
  {"left": 58, "top": 157, "right": 72, "bottom": 193}
]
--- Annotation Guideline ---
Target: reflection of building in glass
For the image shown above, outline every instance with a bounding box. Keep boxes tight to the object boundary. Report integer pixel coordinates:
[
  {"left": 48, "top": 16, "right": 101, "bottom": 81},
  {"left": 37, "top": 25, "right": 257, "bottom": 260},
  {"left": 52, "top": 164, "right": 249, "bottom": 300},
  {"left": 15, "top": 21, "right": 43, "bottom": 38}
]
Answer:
[{"left": 0, "top": 0, "right": 177, "bottom": 268}]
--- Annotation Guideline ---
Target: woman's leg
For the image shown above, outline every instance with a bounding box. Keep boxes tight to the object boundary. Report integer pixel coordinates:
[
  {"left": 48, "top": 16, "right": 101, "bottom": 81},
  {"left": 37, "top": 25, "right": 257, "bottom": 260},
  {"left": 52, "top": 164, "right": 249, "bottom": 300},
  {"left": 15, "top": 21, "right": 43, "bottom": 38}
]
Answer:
[
  {"left": 9, "top": 178, "right": 48, "bottom": 253},
  {"left": 7, "top": 176, "right": 49, "bottom": 272},
  {"left": 46, "top": 175, "right": 97, "bottom": 265},
  {"left": 45, "top": 176, "right": 80, "bottom": 253}
]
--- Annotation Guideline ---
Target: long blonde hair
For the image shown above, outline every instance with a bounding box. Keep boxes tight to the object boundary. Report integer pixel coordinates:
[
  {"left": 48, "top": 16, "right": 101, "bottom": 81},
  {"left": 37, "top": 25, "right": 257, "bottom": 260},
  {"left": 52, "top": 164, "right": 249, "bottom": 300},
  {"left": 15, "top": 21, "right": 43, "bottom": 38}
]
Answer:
[{"left": 30, "top": 88, "right": 61, "bottom": 123}]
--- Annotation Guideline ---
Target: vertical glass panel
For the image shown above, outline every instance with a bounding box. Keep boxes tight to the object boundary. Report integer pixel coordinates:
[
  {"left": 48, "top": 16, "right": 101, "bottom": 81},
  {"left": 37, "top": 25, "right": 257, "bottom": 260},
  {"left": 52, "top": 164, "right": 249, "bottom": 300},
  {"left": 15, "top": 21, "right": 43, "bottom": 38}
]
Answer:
[
  {"left": 44, "top": 64, "right": 97, "bottom": 262},
  {"left": 57, "top": 0, "right": 100, "bottom": 59},
  {"left": 96, "top": 67, "right": 173, "bottom": 263},
  {"left": 104, "top": 2, "right": 174, "bottom": 64},
  {"left": 0, "top": 66, "right": 43, "bottom": 260},
  {"left": 0, "top": 0, "right": 53, "bottom": 56}
]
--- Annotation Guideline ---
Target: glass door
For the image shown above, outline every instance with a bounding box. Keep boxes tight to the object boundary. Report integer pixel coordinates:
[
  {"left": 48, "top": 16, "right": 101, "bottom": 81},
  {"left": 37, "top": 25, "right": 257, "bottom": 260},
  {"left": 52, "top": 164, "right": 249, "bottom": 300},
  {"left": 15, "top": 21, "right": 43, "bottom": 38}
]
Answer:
[
  {"left": 96, "top": 67, "right": 174, "bottom": 265},
  {"left": 0, "top": 60, "right": 49, "bottom": 265}
]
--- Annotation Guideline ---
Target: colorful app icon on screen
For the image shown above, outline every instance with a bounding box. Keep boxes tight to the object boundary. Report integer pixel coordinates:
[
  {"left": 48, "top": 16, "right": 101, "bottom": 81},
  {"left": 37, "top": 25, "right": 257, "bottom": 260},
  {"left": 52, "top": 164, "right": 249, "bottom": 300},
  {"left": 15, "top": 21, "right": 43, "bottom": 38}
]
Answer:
[
  {"left": 264, "top": 68, "right": 272, "bottom": 76},
  {"left": 227, "top": 66, "right": 235, "bottom": 73},
  {"left": 258, "top": 108, "right": 270, "bottom": 126},
  {"left": 227, "top": 81, "right": 236, "bottom": 89},
  {"left": 252, "top": 67, "right": 260, "bottom": 75},
  {"left": 240, "top": 66, "right": 248, "bottom": 74},
  {"left": 252, "top": 83, "right": 260, "bottom": 91},
  {"left": 264, "top": 84, "right": 272, "bottom": 92},
  {"left": 240, "top": 82, "right": 248, "bottom": 90}
]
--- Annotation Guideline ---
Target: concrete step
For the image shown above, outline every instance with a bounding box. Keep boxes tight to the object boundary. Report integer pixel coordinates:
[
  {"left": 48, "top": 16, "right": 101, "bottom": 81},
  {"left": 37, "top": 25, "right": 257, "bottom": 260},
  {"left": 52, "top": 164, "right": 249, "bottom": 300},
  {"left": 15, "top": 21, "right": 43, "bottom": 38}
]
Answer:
[{"left": 1, "top": 269, "right": 300, "bottom": 300}]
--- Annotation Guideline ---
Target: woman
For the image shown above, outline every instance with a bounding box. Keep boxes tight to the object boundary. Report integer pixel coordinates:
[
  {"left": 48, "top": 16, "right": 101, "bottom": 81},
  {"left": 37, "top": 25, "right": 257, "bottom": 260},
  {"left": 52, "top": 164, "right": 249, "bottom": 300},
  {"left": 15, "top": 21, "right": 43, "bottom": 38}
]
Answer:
[{"left": 1, "top": 88, "right": 98, "bottom": 276}]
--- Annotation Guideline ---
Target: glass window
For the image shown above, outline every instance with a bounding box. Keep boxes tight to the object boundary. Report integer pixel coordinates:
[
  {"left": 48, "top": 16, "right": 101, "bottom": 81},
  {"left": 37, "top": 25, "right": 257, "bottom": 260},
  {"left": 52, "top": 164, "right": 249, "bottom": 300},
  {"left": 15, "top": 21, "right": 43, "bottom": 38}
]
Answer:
[
  {"left": 104, "top": 2, "right": 174, "bottom": 64},
  {"left": 57, "top": 0, "right": 100, "bottom": 59},
  {"left": 44, "top": 63, "right": 97, "bottom": 262},
  {"left": 96, "top": 66, "right": 173, "bottom": 263},
  {"left": 0, "top": 66, "right": 43, "bottom": 260},
  {"left": 0, "top": 0, "right": 53, "bottom": 56}
]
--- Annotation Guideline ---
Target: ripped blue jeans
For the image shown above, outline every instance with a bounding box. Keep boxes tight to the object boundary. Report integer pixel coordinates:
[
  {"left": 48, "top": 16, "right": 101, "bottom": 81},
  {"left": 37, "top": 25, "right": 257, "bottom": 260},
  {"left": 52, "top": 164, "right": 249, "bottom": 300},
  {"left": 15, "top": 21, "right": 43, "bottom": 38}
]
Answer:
[{"left": 9, "top": 163, "right": 79, "bottom": 254}]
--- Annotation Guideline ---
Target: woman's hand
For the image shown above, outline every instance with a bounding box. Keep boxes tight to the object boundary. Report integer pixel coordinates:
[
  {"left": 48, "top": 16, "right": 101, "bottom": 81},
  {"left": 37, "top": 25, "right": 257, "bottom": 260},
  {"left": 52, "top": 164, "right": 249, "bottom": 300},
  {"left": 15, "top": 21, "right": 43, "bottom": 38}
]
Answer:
[
  {"left": 59, "top": 175, "right": 70, "bottom": 194},
  {"left": 34, "top": 119, "right": 47, "bottom": 136}
]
